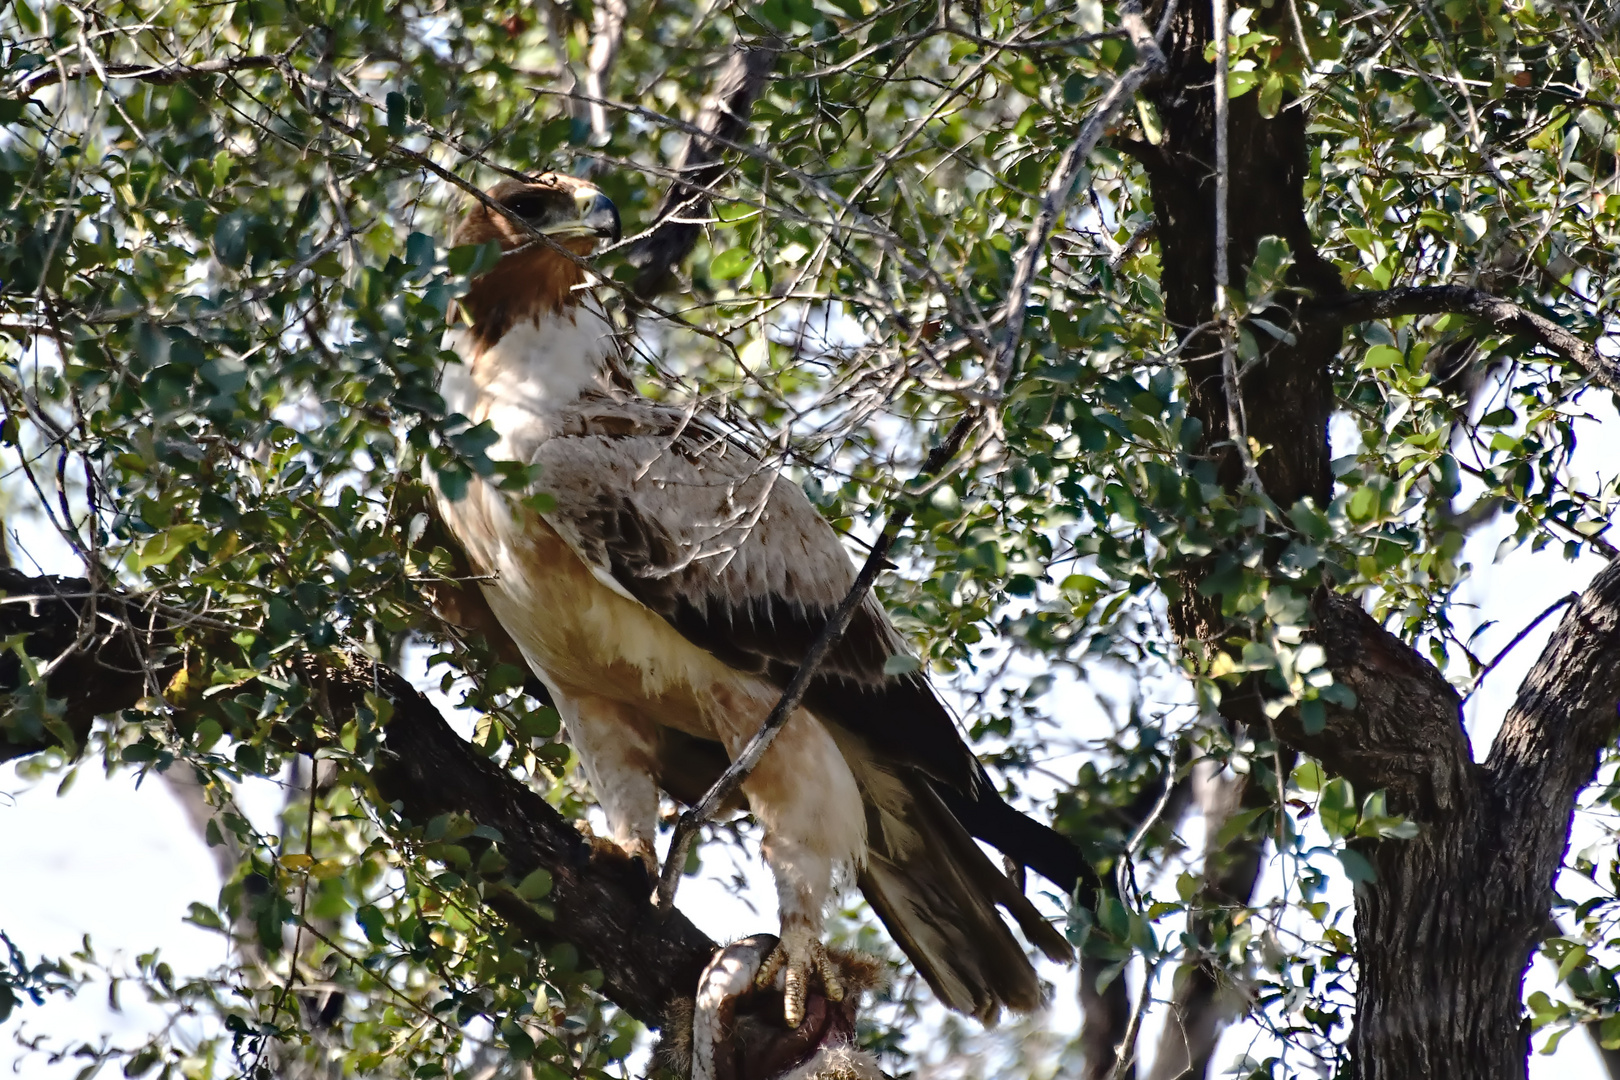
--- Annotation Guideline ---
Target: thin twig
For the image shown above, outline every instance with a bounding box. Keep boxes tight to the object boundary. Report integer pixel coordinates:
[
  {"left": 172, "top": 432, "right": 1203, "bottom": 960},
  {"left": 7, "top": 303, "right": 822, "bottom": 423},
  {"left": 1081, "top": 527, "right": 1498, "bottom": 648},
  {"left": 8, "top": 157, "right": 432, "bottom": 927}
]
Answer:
[
  {"left": 1115, "top": 762, "right": 1179, "bottom": 912},
  {"left": 1465, "top": 592, "right": 1579, "bottom": 699},
  {"left": 654, "top": 410, "right": 981, "bottom": 909},
  {"left": 12, "top": 53, "right": 282, "bottom": 91},
  {"left": 991, "top": 0, "right": 1173, "bottom": 390},
  {"left": 1109, "top": 958, "right": 1161, "bottom": 1080},
  {"left": 1211, "top": 0, "right": 1264, "bottom": 492},
  {"left": 1286, "top": 0, "right": 1315, "bottom": 79}
]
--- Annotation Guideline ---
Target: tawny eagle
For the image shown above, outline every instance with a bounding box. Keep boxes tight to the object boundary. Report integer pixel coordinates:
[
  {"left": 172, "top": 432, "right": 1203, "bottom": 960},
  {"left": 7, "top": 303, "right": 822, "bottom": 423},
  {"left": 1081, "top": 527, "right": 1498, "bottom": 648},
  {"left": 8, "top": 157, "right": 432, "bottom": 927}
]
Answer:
[{"left": 435, "top": 174, "right": 1084, "bottom": 1026}]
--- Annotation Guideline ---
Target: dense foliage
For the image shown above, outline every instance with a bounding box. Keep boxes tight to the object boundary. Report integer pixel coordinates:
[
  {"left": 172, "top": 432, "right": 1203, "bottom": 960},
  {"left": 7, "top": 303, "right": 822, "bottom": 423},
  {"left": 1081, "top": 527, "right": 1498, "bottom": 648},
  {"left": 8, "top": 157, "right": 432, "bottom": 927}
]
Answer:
[{"left": 1, "top": 0, "right": 1617, "bottom": 1076}]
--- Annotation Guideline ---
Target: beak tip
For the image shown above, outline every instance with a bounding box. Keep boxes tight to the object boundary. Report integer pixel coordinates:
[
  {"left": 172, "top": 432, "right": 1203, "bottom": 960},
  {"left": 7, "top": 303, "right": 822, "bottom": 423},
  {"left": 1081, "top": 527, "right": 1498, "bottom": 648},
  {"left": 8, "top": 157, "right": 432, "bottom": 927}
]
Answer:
[{"left": 581, "top": 190, "right": 621, "bottom": 243}]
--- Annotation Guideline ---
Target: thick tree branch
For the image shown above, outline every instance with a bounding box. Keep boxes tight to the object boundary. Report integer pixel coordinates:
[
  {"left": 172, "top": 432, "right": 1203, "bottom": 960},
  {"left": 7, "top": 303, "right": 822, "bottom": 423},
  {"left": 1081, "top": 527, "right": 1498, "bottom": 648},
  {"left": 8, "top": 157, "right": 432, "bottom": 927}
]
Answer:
[
  {"left": 0, "top": 567, "right": 900, "bottom": 1077},
  {"left": 1307, "top": 285, "right": 1619, "bottom": 392},
  {"left": 625, "top": 42, "right": 780, "bottom": 298},
  {"left": 0, "top": 567, "right": 718, "bottom": 1027},
  {"left": 1210, "top": 588, "right": 1476, "bottom": 823},
  {"left": 359, "top": 660, "right": 719, "bottom": 1026}
]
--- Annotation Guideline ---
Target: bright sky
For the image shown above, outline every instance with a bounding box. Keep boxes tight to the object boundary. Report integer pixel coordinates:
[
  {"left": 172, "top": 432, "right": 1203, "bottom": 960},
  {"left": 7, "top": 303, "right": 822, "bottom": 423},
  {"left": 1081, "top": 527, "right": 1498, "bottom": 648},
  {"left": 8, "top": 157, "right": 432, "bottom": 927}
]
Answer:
[{"left": 2, "top": 388, "right": 1617, "bottom": 1078}]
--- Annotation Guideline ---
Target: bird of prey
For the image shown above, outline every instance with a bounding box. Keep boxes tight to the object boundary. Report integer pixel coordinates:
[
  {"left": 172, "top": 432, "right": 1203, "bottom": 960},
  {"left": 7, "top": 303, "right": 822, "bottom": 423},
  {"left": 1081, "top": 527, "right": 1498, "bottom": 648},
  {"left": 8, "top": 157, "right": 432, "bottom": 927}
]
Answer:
[{"left": 434, "top": 173, "right": 1084, "bottom": 1026}]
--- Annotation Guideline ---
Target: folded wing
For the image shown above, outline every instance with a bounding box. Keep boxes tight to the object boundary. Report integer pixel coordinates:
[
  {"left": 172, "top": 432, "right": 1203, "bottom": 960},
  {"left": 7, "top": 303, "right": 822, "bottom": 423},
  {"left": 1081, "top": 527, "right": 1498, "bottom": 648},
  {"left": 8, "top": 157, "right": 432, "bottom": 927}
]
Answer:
[{"left": 529, "top": 391, "right": 1085, "bottom": 1014}]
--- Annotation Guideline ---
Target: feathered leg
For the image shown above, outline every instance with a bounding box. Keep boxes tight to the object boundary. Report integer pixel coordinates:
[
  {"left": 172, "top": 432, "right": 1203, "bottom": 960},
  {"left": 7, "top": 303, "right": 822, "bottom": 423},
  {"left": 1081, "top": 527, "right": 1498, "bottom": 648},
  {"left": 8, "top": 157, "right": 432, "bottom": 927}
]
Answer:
[
  {"left": 555, "top": 693, "right": 661, "bottom": 876},
  {"left": 712, "top": 691, "right": 866, "bottom": 1027}
]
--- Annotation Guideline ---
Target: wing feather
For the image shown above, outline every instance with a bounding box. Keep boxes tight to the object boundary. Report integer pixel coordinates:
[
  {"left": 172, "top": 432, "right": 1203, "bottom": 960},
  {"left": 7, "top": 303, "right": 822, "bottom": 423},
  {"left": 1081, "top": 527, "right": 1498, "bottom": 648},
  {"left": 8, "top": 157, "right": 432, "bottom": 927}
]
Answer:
[{"left": 530, "top": 394, "right": 982, "bottom": 793}]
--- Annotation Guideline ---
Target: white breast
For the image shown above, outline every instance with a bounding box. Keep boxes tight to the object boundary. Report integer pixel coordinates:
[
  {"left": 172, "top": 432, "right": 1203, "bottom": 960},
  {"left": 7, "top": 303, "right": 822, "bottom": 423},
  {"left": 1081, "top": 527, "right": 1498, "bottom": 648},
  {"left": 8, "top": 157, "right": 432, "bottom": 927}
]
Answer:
[{"left": 439, "top": 303, "right": 617, "bottom": 458}]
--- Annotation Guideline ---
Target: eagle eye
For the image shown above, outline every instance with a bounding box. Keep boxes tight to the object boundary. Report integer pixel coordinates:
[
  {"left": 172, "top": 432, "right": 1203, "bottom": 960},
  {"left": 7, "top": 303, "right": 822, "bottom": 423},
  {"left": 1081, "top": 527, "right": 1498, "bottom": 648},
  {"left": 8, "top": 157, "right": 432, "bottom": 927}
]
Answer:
[{"left": 499, "top": 192, "right": 552, "bottom": 220}]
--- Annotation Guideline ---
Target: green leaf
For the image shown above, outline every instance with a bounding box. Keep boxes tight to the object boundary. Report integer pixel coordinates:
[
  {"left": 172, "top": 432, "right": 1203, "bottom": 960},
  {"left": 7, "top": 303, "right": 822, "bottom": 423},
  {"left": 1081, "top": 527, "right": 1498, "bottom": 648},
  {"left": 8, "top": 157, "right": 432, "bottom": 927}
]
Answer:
[
  {"left": 448, "top": 241, "right": 502, "bottom": 276},
  {"left": 1257, "top": 72, "right": 1284, "bottom": 118},
  {"left": 516, "top": 867, "right": 553, "bottom": 900},
  {"left": 1228, "top": 67, "right": 1260, "bottom": 98},
  {"left": 194, "top": 719, "right": 223, "bottom": 754},
  {"left": 1361, "top": 345, "right": 1404, "bottom": 370},
  {"left": 355, "top": 905, "right": 387, "bottom": 945},
  {"left": 1557, "top": 944, "right": 1589, "bottom": 982},
  {"left": 709, "top": 248, "right": 754, "bottom": 279},
  {"left": 1337, "top": 848, "right": 1378, "bottom": 886},
  {"left": 1214, "top": 805, "right": 1271, "bottom": 848},
  {"left": 1319, "top": 777, "right": 1357, "bottom": 838},
  {"left": 134, "top": 525, "right": 208, "bottom": 570},
  {"left": 386, "top": 91, "right": 407, "bottom": 135},
  {"left": 882, "top": 654, "right": 921, "bottom": 675}
]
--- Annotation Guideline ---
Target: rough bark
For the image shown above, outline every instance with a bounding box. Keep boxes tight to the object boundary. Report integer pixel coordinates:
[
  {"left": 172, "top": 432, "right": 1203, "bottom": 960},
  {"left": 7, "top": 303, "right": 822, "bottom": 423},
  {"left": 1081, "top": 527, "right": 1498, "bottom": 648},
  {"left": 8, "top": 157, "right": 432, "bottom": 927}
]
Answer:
[{"left": 1132, "top": 0, "right": 1620, "bottom": 1076}]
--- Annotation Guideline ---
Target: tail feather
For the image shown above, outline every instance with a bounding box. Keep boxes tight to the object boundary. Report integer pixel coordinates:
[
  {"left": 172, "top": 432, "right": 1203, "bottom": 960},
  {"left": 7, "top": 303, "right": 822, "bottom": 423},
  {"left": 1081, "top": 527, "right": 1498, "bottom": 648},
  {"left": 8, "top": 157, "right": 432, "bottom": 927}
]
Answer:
[
  {"left": 938, "top": 780, "right": 1095, "bottom": 896},
  {"left": 857, "top": 774, "right": 1073, "bottom": 1023}
]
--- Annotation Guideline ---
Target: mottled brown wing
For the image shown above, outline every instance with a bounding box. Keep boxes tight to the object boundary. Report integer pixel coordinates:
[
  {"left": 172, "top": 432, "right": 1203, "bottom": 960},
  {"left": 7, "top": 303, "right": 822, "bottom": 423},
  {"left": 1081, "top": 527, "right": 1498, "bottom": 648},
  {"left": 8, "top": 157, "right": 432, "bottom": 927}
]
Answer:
[
  {"left": 529, "top": 396, "right": 982, "bottom": 795},
  {"left": 532, "top": 395, "right": 1087, "bottom": 892}
]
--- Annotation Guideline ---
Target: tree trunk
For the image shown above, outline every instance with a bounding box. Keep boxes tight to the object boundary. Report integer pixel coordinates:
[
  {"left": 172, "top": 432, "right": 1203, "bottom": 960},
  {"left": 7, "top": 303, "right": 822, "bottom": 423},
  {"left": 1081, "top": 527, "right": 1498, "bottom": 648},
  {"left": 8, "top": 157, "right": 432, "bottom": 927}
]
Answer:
[{"left": 1133, "top": 1, "right": 1620, "bottom": 1076}]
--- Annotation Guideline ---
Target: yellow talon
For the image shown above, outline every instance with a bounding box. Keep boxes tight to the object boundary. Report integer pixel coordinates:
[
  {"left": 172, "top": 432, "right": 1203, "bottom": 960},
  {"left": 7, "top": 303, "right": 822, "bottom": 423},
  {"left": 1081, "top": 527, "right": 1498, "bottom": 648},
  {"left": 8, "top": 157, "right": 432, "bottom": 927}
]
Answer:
[
  {"left": 783, "top": 964, "right": 807, "bottom": 1028},
  {"left": 754, "top": 929, "right": 843, "bottom": 1027}
]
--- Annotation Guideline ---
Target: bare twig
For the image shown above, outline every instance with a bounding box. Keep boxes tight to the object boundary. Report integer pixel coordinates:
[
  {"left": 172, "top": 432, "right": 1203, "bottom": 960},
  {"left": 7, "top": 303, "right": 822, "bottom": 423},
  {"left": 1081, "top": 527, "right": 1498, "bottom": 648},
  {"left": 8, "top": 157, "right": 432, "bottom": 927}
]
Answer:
[
  {"left": 991, "top": 0, "right": 1173, "bottom": 389},
  {"left": 1115, "top": 763, "right": 1179, "bottom": 913},
  {"left": 12, "top": 53, "right": 281, "bottom": 91},
  {"left": 1212, "top": 0, "right": 1264, "bottom": 490},
  {"left": 654, "top": 410, "right": 981, "bottom": 909},
  {"left": 1110, "top": 959, "right": 1162, "bottom": 1080},
  {"left": 1464, "top": 592, "right": 1579, "bottom": 699},
  {"left": 1305, "top": 284, "right": 1619, "bottom": 391}
]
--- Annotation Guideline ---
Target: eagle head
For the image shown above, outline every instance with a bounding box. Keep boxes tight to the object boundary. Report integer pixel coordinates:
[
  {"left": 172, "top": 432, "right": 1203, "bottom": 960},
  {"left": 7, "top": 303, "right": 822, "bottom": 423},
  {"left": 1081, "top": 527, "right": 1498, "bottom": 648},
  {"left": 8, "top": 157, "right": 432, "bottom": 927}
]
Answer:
[
  {"left": 452, "top": 174, "right": 621, "bottom": 348},
  {"left": 454, "top": 174, "right": 621, "bottom": 252}
]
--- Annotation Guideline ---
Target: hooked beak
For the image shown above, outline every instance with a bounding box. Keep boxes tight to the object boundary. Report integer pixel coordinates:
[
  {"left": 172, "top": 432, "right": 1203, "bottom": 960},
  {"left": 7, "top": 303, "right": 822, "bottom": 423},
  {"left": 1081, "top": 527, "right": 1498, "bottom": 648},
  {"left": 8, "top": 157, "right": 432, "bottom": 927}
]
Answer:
[{"left": 558, "top": 187, "right": 620, "bottom": 243}]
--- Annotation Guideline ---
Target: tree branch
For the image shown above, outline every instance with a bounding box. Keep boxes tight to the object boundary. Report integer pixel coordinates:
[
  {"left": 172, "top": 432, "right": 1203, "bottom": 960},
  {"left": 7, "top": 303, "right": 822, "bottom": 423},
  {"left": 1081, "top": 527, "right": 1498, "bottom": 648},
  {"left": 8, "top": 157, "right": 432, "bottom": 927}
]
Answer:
[
  {"left": 1146, "top": 769, "right": 1270, "bottom": 1080},
  {"left": 1485, "top": 554, "right": 1620, "bottom": 835},
  {"left": 625, "top": 41, "right": 780, "bottom": 298},
  {"left": 359, "top": 660, "right": 719, "bottom": 1026},
  {"left": 1222, "top": 589, "right": 1476, "bottom": 823},
  {"left": 12, "top": 55, "right": 282, "bottom": 92},
  {"left": 0, "top": 566, "right": 719, "bottom": 1027},
  {"left": 1306, "top": 285, "right": 1619, "bottom": 392},
  {"left": 0, "top": 566, "right": 910, "bottom": 1078},
  {"left": 992, "top": 0, "right": 1172, "bottom": 388}
]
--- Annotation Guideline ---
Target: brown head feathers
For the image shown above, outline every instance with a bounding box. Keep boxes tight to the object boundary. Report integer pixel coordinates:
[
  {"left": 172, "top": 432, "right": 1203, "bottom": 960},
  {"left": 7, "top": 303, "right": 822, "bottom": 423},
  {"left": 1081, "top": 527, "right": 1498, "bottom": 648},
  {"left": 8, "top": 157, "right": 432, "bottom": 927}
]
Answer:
[{"left": 452, "top": 175, "right": 621, "bottom": 351}]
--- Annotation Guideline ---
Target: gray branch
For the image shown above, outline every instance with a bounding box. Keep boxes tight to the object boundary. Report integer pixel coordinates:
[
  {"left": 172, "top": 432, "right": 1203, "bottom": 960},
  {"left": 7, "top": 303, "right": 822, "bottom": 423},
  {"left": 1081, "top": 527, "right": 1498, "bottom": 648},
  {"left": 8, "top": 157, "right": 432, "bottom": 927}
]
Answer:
[
  {"left": 1306, "top": 285, "right": 1619, "bottom": 392},
  {"left": 625, "top": 42, "right": 780, "bottom": 299}
]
